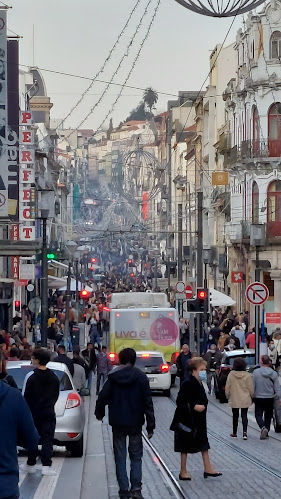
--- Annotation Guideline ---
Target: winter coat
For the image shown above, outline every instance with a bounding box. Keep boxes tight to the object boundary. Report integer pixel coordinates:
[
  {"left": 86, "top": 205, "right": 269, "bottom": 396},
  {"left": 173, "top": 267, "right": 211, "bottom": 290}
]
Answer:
[
  {"left": 245, "top": 333, "right": 256, "bottom": 349},
  {"left": 95, "top": 365, "right": 155, "bottom": 433},
  {"left": 170, "top": 375, "right": 210, "bottom": 454},
  {"left": 252, "top": 366, "right": 281, "bottom": 399},
  {"left": 203, "top": 350, "right": 222, "bottom": 372},
  {"left": 225, "top": 371, "right": 254, "bottom": 408},
  {"left": 218, "top": 334, "right": 229, "bottom": 350},
  {"left": 23, "top": 368, "right": 60, "bottom": 419},
  {"left": 0, "top": 381, "right": 39, "bottom": 498}
]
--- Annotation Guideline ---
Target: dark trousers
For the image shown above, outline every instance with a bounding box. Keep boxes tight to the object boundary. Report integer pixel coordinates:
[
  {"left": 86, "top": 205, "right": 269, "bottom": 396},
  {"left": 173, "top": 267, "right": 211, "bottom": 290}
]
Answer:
[
  {"left": 255, "top": 398, "right": 274, "bottom": 431},
  {"left": 232, "top": 408, "right": 248, "bottom": 433},
  {"left": 27, "top": 415, "right": 56, "bottom": 467},
  {"left": 112, "top": 429, "right": 143, "bottom": 494},
  {"left": 96, "top": 372, "right": 107, "bottom": 394}
]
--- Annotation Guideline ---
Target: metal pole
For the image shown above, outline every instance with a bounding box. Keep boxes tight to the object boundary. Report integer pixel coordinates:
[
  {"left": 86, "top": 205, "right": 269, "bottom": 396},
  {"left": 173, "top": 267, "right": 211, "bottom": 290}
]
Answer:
[
  {"left": 64, "top": 261, "right": 71, "bottom": 350},
  {"left": 197, "top": 191, "right": 203, "bottom": 353},
  {"left": 154, "top": 256, "right": 158, "bottom": 290},
  {"left": 255, "top": 245, "right": 260, "bottom": 365},
  {"left": 75, "top": 259, "right": 79, "bottom": 321},
  {"left": 41, "top": 217, "right": 48, "bottom": 348},
  {"left": 178, "top": 203, "right": 183, "bottom": 281},
  {"left": 188, "top": 182, "right": 195, "bottom": 352}
]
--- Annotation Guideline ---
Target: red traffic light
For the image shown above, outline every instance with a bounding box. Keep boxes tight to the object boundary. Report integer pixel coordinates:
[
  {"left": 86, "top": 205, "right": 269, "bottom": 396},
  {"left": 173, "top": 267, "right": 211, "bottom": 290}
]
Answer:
[
  {"left": 130, "top": 272, "right": 134, "bottom": 277},
  {"left": 91, "top": 257, "right": 97, "bottom": 264},
  {"left": 81, "top": 289, "right": 90, "bottom": 299},
  {"left": 128, "top": 259, "right": 132, "bottom": 264},
  {"left": 15, "top": 300, "right": 20, "bottom": 311},
  {"left": 198, "top": 290, "right": 207, "bottom": 299}
]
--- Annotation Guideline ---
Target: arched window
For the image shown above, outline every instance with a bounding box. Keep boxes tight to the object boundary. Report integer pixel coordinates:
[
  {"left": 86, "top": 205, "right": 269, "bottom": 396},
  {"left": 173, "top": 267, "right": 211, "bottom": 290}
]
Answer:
[
  {"left": 270, "top": 31, "right": 281, "bottom": 59},
  {"left": 267, "top": 180, "right": 281, "bottom": 236},
  {"left": 253, "top": 106, "right": 260, "bottom": 156},
  {"left": 268, "top": 103, "right": 281, "bottom": 157},
  {"left": 252, "top": 182, "right": 259, "bottom": 223}
]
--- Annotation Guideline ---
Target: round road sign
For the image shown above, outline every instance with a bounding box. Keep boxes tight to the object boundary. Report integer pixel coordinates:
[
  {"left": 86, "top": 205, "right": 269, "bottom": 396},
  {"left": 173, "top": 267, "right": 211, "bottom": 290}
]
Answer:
[
  {"left": 185, "top": 284, "right": 193, "bottom": 299},
  {"left": 176, "top": 281, "right": 185, "bottom": 293},
  {"left": 246, "top": 282, "right": 269, "bottom": 306}
]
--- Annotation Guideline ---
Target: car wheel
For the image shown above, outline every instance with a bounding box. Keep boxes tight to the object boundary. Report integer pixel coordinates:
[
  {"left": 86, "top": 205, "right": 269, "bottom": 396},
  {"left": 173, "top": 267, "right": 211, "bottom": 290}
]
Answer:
[
  {"left": 273, "top": 414, "right": 281, "bottom": 433},
  {"left": 65, "top": 435, "right": 84, "bottom": 457},
  {"left": 171, "top": 374, "right": 176, "bottom": 386},
  {"left": 163, "top": 388, "right": 171, "bottom": 397}
]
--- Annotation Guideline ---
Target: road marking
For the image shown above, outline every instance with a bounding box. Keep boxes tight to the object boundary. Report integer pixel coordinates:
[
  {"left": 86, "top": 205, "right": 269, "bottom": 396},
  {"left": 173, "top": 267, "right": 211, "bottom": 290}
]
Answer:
[{"left": 32, "top": 457, "right": 65, "bottom": 499}]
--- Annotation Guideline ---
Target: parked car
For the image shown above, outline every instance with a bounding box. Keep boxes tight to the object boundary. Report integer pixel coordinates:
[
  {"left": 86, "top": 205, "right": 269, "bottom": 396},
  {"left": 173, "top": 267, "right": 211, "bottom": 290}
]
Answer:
[
  {"left": 135, "top": 351, "right": 171, "bottom": 397},
  {"left": 214, "top": 349, "right": 256, "bottom": 403},
  {"left": 7, "top": 360, "right": 85, "bottom": 457}
]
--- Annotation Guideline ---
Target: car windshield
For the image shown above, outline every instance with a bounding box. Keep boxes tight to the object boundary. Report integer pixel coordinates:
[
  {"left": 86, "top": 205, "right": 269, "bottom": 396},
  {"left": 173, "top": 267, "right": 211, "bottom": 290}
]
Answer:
[
  {"left": 135, "top": 356, "right": 163, "bottom": 369},
  {"left": 7, "top": 366, "right": 72, "bottom": 391},
  {"left": 227, "top": 355, "right": 256, "bottom": 367}
]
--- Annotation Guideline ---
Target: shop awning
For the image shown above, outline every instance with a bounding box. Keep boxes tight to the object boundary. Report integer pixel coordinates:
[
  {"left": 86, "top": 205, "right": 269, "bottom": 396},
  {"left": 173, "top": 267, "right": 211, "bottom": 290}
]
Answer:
[
  {"left": 59, "top": 278, "right": 93, "bottom": 292},
  {"left": 210, "top": 288, "right": 236, "bottom": 307}
]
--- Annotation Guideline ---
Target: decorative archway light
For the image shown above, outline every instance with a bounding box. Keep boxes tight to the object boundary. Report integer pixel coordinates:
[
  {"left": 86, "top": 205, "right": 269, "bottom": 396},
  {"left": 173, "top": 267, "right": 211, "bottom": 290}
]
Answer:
[{"left": 174, "top": 0, "right": 265, "bottom": 17}]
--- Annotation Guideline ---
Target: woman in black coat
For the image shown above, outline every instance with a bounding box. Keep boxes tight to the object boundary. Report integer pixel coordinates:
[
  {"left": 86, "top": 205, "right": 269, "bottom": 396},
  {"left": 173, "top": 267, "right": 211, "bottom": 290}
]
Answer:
[{"left": 170, "top": 357, "right": 221, "bottom": 480}]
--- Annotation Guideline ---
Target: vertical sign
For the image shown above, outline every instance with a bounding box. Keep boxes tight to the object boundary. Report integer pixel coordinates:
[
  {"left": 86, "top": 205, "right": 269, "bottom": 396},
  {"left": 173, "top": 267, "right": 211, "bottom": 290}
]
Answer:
[
  {"left": 0, "top": 10, "right": 7, "bottom": 216},
  {"left": 19, "top": 110, "right": 35, "bottom": 240},
  {"left": 11, "top": 223, "right": 19, "bottom": 279},
  {"left": 7, "top": 39, "right": 19, "bottom": 219}
]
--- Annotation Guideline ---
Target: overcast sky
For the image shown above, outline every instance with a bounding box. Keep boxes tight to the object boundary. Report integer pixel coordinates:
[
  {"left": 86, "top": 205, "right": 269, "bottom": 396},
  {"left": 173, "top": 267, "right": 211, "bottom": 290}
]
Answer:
[{"left": 9, "top": 0, "right": 244, "bottom": 131}]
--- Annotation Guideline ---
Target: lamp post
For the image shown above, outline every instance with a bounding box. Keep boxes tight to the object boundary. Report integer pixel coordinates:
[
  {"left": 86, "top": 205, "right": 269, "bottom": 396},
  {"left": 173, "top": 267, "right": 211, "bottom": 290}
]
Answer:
[
  {"left": 64, "top": 240, "right": 78, "bottom": 350},
  {"left": 250, "top": 224, "right": 266, "bottom": 365},
  {"left": 40, "top": 209, "right": 49, "bottom": 348}
]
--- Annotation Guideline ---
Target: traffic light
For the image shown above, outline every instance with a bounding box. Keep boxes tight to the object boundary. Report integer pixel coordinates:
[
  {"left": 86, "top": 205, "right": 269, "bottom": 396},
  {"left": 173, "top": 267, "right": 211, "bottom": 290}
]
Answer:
[
  {"left": 47, "top": 252, "right": 56, "bottom": 260},
  {"left": 130, "top": 272, "right": 134, "bottom": 277},
  {"left": 128, "top": 259, "right": 133, "bottom": 267},
  {"left": 186, "top": 288, "right": 209, "bottom": 313},
  {"left": 15, "top": 300, "right": 20, "bottom": 312},
  {"left": 80, "top": 289, "right": 91, "bottom": 300},
  {"left": 91, "top": 257, "right": 97, "bottom": 264}
]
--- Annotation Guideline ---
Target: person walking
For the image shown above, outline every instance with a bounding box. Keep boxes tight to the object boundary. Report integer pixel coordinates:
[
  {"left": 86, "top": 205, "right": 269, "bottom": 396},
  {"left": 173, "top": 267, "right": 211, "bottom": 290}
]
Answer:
[
  {"left": 54, "top": 344, "right": 74, "bottom": 376},
  {"left": 72, "top": 353, "right": 87, "bottom": 392},
  {"left": 170, "top": 357, "right": 222, "bottom": 480},
  {"left": 176, "top": 344, "right": 191, "bottom": 386},
  {"left": 96, "top": 345, "right": 112, "bottom": 395},
  {"left": 253, "top": 355, "right": 281, "bottom": 439},
  {"left": 0, "top": 379, "right": 39, "bottom": 499},
  {"left": 268, "top": 340, "right": 278, "bottom": 370},
  {"left": 88, "top": 312, "right": 101, "bottom": 350},
  {"left": 21, "top": 348, "right": 60, "bottom": 476},
  {"left": 95, "top": 348, "right": 155, "bottom": 499},
  {"left": 82, "top": 342, "right": 97, "bottom": 392},
  {"left": 225, "top": 357, "right": 254, "bottom": 440},
  {"left": 203, "top": 345, "right": 222, "bottom": 395},
  {"left": 232, "top": 324, "right": 246, "bottom": 349},
  {"left": 245, "top": 329, "right": 257, "bottom": 349}
]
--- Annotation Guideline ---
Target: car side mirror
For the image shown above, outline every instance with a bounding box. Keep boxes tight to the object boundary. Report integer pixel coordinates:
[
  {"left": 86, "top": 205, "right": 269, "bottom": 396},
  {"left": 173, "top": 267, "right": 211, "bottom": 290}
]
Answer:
[{"left": 80, "top": 387, "right": 90, "bottom": 397}]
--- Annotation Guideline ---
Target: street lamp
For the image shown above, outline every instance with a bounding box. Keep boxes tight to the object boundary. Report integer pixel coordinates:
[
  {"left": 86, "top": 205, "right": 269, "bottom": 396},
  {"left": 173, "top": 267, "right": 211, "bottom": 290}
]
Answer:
[
  {"left": 40, "top": 208, "right": 49, "bottom": 348},
  {"left": 64, "top": 240, "right": 78, "bottom": 350}
]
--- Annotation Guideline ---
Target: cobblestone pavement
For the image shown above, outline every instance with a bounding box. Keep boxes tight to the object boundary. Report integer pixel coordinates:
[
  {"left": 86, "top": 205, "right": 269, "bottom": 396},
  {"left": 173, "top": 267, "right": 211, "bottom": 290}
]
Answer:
[
  {"left": 102, "top": 420, "right": 175, "bottom": 499},
  {"left": 151, "top": 387, "right": 281, "bottom": 499}
]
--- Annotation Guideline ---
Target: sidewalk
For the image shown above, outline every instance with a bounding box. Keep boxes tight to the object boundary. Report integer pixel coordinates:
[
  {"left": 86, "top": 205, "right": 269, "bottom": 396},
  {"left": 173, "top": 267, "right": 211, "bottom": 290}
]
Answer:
[{"left": 80, "top": 391, "right": 110, "bottom": 499}]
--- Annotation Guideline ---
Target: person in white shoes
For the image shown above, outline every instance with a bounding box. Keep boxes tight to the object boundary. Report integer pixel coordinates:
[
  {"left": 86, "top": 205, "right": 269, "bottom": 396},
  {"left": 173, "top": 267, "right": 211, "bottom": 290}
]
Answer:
[{"left": 21, "top": 348, "right": 60, "bottom": 476}]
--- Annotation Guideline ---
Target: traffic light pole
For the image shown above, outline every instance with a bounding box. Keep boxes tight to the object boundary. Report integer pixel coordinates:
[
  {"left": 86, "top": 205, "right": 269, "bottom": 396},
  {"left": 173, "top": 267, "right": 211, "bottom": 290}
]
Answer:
[
  {"left": 255, "top": 246, "right": 260, "bottom": 365},
  {"left": 41, "top": 216, "right": 48, "bottom": 348},
  {"left": 64, "top": 261, "right": 72, "bottom": 350},
  {"left": 197, "top": 191, "right": 203, "bottom": 354}
]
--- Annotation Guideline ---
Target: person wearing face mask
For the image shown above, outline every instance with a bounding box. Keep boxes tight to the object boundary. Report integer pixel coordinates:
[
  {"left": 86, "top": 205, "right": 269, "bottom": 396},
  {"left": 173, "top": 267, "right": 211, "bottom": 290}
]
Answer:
[{"left": 170, "top": 357, "right": 222, "bottom": 480}]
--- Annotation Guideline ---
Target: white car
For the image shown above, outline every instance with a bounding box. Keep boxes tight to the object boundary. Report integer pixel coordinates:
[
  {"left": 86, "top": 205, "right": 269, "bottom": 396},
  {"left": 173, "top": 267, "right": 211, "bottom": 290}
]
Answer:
[
  {"left": 135, "top": 351, "right": 171, "bottom": 396},
  {"left": 7, "top": 361, "right": 85, "bottom": 457}
]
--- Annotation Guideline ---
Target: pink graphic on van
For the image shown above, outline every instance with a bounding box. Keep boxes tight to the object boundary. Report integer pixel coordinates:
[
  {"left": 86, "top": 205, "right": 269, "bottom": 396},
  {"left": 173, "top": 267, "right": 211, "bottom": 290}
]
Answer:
[{"left": 150, "top": 317, "right": 178, "bottom": 346}]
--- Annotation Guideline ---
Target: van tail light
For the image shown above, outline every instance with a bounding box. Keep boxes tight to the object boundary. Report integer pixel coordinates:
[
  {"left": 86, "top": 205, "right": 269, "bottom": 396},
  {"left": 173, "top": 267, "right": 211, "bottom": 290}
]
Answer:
[
  {"left": 66, "top": 392, "right": 81, "bottom": 409},
  {"left": 160, "top": 364, "right": 170, "bottom": 373},
  {"left": 171, "top": 352, "right": 180, "bottom": 364},
  {"left": 141, "top": 353, "right": 150, "bottom": 358},
  {"left": 109, "top": 352, "right": 118, "bottom": 364}
]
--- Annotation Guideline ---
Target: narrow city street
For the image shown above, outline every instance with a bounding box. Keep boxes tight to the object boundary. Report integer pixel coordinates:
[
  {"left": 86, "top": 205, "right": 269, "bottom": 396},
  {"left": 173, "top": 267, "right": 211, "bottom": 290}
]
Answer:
[{"left": 18, "top": 380, "right": 281, "bottom": 499}]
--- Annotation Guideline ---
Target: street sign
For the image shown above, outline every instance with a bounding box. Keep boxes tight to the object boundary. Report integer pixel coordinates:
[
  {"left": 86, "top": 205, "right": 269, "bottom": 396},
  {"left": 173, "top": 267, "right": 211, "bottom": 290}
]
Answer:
[
  {"left": 185, "top": 284, "right": 193, "bottom": 299},
  {"left": 176, "top": 281, "right": 185, "bottom": 293},
  {"left": 231, "top": 271, "right": 243, "bottom": 283},
  {"left": 246, "top": 282, "right": 269, "bottom": 306},
  {"left": 265, "top": 313, "right": 281, "bottom": 325}
]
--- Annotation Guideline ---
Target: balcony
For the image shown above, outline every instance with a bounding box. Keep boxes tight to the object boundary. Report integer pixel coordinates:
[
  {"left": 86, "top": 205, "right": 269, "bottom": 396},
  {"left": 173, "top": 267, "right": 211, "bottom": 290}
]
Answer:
[
  {"left": 228, "top": 139, "right": 281, "bottom": 165},
  {"left": 225, "top": 220, "right": 251, "bottom": 243}
]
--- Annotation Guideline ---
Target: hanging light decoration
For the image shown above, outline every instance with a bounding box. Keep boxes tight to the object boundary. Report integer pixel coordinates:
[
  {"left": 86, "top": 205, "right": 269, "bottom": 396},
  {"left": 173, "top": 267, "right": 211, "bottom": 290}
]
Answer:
[{"left": 174, "top": 0, "right": 265, "bottom": 17}]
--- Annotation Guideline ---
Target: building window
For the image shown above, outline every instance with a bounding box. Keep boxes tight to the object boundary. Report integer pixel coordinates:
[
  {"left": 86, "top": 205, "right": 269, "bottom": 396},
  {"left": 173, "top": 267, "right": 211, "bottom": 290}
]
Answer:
[
  {"left": 268, "top": 103, "right": 281, "bottom": 157},
  {"left": 253, "top": 106, "right": 260, "bottom": 155},
  {"left": 252, "top": 182, "right": 259, "bottom": 223},
  {"left": 270, "top": 31, "right": 281, "bottom": 59},
  {"left": 267, "top": 181, "right": 281, "bottom": 237}
]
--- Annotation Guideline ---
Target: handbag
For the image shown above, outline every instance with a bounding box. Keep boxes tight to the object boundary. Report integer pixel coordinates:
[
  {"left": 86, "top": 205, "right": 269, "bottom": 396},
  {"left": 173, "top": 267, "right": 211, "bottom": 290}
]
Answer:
[{"left": 176, "top": 403, "right": 197, "bottom": 440}]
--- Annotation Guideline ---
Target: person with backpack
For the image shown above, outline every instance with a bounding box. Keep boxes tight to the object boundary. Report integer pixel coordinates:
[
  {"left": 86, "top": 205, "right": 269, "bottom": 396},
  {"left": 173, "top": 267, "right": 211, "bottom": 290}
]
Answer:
[{"left": 204, "top": 345, "right": 222, "bottom": 395}]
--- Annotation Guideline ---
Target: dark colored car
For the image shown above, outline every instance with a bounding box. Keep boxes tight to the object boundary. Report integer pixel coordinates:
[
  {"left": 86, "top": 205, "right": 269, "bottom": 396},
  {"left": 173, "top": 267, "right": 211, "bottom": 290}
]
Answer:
[{"left": 214, "top": 349, "right": 256, "bottom": 403}]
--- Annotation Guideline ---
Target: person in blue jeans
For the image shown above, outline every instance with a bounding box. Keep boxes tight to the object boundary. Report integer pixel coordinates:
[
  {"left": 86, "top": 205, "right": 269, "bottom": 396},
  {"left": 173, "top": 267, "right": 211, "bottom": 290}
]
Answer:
[{"left": 95, "top": 348, "right": 155, "bottom": 499}]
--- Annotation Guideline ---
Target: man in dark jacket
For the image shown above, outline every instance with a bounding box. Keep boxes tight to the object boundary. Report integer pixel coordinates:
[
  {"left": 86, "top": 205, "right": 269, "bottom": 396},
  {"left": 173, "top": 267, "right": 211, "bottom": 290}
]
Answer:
[
  {"left": 0, "top": 380, "right": 39, "bottom": 499},
  {"left": 203, "top": 345, "right": 222, "bottom": 394},
  {"left": 95, "top": 348, "right": 155, "bottom": 499},
  {"left": 21, "top": 348, "right": 60, "bottom": 476},
  {"left": 82, "top": 342, "right": 97, "bottom": 392},
  {"left": 54, "top": 344, "right": 74, "bottom": 376},
  {"left": 176, "top": 344, "right": 191, "bottom": 385}
]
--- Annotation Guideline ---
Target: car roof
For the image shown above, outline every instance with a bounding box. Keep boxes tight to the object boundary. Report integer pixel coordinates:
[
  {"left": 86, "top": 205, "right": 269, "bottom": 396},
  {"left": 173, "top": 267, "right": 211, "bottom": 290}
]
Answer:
[
  {"left": 223, "top": 349, "right": 255, "bottom": 357},
  {"left": 6, "top": 360, "right": 70, "bottom": 372},
  {"left": 136, "top": 351, "right": 164, "bottom": 356}
]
